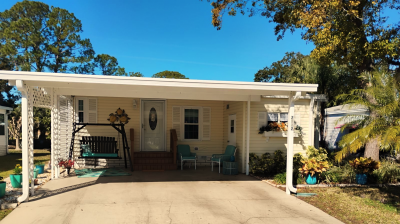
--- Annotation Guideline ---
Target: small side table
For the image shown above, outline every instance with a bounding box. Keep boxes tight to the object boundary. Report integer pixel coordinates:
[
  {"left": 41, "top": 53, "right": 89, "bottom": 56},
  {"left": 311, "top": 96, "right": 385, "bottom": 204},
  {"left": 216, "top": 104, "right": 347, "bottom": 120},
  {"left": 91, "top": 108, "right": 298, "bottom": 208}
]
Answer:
[{"left": 223, "top": 161, "right": 238, "bottom": 175}]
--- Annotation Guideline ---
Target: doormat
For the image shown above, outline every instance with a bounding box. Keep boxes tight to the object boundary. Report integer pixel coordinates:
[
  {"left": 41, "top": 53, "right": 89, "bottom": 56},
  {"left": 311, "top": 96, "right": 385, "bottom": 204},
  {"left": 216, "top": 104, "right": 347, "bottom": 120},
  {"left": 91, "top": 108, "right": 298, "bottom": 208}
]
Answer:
[{"left": 75, "top": 168, "right": 132, "bottom": 178}]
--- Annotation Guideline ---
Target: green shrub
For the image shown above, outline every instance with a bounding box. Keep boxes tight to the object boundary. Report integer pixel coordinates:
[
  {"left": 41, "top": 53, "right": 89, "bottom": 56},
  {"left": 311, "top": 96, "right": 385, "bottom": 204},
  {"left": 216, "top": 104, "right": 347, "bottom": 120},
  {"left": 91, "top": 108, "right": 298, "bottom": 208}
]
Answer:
[
  {"left": 293, "top": 153, "right": 304, "bottom": 170},
  {"left": 274, "top": 172, "right": 286, "bottom": 184},
  {"left": 249, "top": 150, "right": 288, "bottom": 176},
  {"left": 349, "top": 157, "right": 380, "bottom": 174},
  {"left": 373, "top": 160, "right": 400, "bottom": 184},
  {"left": 321, "top": 163, "right": 356, "bottom": 184},
  {"left": 306, "top": 146, "right": 328, "bottom": 162},
  {"left": 249, "top": 152, "right": 274, "bottom": 175},
  {"left": 273, "top": 150, "right": 286, "bottom": 174},
  {"left": 321, "top": 166, "right": 343, "bottom": 184}
]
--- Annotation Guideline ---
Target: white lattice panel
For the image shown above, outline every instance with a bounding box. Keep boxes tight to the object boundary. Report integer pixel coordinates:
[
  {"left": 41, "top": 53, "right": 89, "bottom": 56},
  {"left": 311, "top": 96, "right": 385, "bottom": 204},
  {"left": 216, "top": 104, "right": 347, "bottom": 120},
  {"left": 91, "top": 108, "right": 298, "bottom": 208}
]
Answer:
[
  {"left": 26, "top": 85, "right": 35, "bottom": 194},
  {"left": 31, "top": 87, "right": 52, "bottom": 109},
  {"left": 59, "top": 95, "right": 73, "bottom": 161}
]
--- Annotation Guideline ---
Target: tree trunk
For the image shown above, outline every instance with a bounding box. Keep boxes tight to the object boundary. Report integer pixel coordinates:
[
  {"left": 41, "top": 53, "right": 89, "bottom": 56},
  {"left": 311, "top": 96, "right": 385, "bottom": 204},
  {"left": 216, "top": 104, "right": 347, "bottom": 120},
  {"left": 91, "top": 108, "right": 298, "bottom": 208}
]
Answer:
[
  {"left": 364, "top": 137, "right": 380, "bottom": 161},
  {"left": 15, "top": 137, "right": 20, "bottom": 150}
]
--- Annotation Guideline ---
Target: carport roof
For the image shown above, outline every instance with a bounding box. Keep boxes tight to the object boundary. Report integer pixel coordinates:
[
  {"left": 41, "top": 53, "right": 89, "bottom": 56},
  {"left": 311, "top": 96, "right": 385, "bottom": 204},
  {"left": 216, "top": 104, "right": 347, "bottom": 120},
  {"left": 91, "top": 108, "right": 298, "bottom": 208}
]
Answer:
[{"left": 1, "top": 70, "right": 319, "bottom": 101}]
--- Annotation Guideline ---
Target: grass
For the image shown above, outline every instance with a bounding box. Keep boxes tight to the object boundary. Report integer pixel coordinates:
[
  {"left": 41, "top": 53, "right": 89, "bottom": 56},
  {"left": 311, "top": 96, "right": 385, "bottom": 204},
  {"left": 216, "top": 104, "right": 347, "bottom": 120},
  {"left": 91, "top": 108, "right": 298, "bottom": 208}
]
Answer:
[
  {"left": 0, "top": 209, "right": 13, "bottom": 221},
  {"left": 0, "top": 149, "right": 50, "bottom": 179},
  {"left": 296, "top": 187, "right": 400, "bottom": 224}
]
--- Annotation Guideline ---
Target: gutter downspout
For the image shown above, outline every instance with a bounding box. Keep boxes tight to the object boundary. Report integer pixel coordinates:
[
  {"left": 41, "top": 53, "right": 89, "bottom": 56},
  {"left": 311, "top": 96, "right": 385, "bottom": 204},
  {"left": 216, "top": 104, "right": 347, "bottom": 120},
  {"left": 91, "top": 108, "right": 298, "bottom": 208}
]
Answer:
[
  {"left": 286, "top": 91, "right": 301, "bottom": 195},
  {"left": 16, "top": 80, "right": 29, "bottom": 203},
  {"left": 246, "top": 96, "right": 250, "bottom": 175}
]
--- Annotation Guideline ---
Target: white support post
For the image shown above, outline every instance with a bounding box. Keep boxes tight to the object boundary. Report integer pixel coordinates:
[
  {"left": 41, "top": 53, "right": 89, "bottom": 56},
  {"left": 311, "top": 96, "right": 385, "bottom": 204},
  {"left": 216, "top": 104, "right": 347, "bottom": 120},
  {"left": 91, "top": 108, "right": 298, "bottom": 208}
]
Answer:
[
  {"left": 246, "top": 96, "right": 250, "bottom": 175},
  {"left": 51, "top": 90, "right": 56, "bottom": 179},
  {"left": 55, "top": 94, "right": 60, "bottom": 179},
  {"left": 286, "top": 91, "right": 301, "bottom": 195},
  {"left": 308, "top": 96, "right": 315, "bottom": 148},
  {"left": 16, "top": 80, "right": 29, "bottom": 203}
]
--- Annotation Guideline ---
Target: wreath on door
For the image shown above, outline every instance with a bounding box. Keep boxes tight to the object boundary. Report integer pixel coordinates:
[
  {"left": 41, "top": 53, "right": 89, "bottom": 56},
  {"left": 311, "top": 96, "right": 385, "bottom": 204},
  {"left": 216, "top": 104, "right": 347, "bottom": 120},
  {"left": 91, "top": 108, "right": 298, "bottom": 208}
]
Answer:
[{"left": 149, "top": 107, "right": 157, "bottom": 130}]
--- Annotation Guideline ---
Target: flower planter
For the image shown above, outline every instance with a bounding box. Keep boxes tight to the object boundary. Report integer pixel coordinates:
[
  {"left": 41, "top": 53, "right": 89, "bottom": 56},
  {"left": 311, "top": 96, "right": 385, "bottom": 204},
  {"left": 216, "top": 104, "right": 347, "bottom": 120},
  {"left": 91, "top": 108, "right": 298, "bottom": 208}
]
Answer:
[
  {"left": 10, "top": 174, "right": 22, "bottom": 188},
  {"left": 356, "top": 173, "right": 367, "bottom": 185},
  {"left": 35, "top": 164, "right": 45, "bottom": 174},
  {"left": 0, "top": 181, "right": 6, "bottom": 198},
  {"left": 305, "top": 174, "right": 318, "bottom": 185},
  {"left": 263, "top": 131, "right": 299, "bottom": 142}
]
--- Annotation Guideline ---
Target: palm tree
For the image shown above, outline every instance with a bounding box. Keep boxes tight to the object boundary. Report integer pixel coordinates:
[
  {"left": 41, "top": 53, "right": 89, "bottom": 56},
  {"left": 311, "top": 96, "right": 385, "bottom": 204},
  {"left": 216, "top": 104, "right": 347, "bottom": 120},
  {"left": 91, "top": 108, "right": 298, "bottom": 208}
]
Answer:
[{"left": 335, "top": 70, "right": 400, "bottom": 162}]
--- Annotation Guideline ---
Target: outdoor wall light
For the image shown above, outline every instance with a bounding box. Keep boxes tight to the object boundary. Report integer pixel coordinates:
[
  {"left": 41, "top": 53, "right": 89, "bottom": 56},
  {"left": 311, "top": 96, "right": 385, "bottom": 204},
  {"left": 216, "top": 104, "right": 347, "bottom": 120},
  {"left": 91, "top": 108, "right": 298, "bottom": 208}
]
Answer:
[{"left": 133, "top": 99, "right": 137, "bottom": 109}]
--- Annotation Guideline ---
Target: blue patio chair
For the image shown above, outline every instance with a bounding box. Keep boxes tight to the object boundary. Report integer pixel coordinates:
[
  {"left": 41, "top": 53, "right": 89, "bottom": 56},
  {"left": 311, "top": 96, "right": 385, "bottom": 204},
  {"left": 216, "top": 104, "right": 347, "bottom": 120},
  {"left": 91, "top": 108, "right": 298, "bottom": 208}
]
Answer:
[
  {"left": 177, "top": 145, "right": 197, "bottom": 170},
  {"left": 211, "top": 145, "right": 236, "bottom": 173}
]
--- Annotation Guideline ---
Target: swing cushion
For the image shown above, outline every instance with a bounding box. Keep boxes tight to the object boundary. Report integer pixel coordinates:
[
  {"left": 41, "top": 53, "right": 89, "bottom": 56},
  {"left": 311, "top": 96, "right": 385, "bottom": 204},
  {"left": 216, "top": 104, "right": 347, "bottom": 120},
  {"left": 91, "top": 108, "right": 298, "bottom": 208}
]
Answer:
[
  {"left": 81, "top": 144, "right": 92, "bottom": 153},
  {"left": 81, "top": 152, "right": 119, "bottom": 158}
]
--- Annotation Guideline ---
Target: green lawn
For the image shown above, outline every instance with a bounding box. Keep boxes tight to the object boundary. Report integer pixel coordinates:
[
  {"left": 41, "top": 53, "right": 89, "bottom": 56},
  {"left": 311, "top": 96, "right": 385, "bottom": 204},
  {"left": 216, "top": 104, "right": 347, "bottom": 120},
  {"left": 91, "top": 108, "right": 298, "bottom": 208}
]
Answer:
[
  {"left": 297, "top": 187, "right": 400, "bottom": 224},
  {"left": 0, "top": 149, "right": 50, "bottom": 179},
  {"left": 0, "top": 209, "right": 13, "bottom": 221}
]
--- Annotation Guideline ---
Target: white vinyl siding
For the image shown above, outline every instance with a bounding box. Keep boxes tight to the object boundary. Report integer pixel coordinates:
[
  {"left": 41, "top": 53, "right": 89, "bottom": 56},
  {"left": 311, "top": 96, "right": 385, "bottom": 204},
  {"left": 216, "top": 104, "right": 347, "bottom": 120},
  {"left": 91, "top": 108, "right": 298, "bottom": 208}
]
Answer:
[{"left": 172, "top": 106, "right": 181, "bottom": 140}]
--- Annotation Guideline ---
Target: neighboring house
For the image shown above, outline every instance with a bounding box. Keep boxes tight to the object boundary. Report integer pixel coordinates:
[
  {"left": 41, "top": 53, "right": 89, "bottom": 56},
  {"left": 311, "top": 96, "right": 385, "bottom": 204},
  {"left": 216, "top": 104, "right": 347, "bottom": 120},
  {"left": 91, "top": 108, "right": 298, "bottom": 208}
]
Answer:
[
  {"left": 1, "top": 70, "right": 323, "bottom": 200},
  {"left": 0, "top": 105, "right": 12, "bottom": 156},
  {"left": 324, "top": 104, "right": 369, "bottom": 150}
]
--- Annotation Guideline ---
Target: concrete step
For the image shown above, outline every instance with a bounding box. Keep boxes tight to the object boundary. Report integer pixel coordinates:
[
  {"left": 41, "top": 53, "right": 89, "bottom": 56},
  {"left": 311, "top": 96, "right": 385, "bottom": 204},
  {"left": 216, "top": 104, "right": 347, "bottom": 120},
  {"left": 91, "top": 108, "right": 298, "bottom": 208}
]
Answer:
[
  {"left": 134, "top": 157, "right": 173, "bottom": 164},
  {"left": 133, "top": 163, "right": 177, "bottom": 171}
]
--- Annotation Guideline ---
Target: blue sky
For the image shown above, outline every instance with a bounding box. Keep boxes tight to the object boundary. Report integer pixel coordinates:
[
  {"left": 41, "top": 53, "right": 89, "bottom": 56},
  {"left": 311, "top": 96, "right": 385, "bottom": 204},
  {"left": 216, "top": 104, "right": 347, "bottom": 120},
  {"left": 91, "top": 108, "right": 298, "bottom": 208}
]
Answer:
[{"left": 2, "top": 0, "right": 316, "bottom": 81}]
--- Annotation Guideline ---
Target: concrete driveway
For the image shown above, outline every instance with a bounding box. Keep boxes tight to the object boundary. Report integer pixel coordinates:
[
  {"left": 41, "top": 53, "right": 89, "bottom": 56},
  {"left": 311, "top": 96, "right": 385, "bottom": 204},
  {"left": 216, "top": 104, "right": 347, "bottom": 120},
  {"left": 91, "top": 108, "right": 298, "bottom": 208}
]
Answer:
[{"left": 1, "top": 167, "right": 342, "bottom": 224}]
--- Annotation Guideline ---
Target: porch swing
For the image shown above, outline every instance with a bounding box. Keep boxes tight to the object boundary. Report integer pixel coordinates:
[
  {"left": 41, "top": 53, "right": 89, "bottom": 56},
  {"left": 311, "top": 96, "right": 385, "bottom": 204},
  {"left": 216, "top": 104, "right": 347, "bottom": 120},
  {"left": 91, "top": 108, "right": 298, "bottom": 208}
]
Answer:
[{"left": 68, "top": 123, "right": 133, "bottom": 171}]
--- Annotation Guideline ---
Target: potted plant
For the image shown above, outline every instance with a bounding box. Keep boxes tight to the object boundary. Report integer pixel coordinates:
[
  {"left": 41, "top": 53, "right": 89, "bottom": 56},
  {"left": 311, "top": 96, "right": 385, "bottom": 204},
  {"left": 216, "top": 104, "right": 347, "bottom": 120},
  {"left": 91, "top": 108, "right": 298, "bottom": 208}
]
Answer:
[
  {"left": 349, "top": 157, "right": 380, "bottom": 185},
  {"left": 299, "top": 158, "right": 329, "bottom": 185},
  {"left": 58, "top": 159, "right": 74, "bottom": 175},
  {"left": 34, "top": 168, "right": 39, "bottom": 179},
  {"left": 35, "top": 161, "right": 45, "bottom": 174},
  {"left": 10, "top": 164, "right": 22, "bottom": 188},
  {"left": 0, "top": 176, "right": 5, "bottom": 198}
]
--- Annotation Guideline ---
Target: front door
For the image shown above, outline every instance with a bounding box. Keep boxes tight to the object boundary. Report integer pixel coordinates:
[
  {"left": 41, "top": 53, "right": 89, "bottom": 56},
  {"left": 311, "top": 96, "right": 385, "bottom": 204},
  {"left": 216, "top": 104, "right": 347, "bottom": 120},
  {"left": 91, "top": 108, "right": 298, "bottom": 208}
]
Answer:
[
  {"left": 228, "top": 114, "right": 236, "bottom": 146},
  {"left": 142, "top": 100, "right": 165, "bottom": 151}
]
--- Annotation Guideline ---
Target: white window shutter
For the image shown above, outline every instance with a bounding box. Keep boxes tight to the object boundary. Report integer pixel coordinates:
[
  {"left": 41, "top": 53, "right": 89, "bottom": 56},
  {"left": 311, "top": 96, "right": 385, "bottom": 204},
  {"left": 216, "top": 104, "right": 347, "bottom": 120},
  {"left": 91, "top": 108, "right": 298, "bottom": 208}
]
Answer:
[
  {"left": 258, "top": 112, "right": 267, "bottom": 129},
  {"left": 88, "top": 98, "right": 97, "bottom": 123},
  {"left": 172, "top": 106, "right": 181, "bottom": 140},
  {"left": 202, "top": 107, "right": 211, "bottom": 140}
]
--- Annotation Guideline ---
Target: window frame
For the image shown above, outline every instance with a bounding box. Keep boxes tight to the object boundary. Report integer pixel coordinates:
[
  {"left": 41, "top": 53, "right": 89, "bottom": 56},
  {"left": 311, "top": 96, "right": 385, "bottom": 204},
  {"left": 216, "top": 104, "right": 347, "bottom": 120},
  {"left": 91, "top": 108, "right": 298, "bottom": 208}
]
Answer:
[
  {"left": 76, "top": 98, "right": 85, "bottom": 123},
  {"left": 181, "top": 106, "right": 202, "bottom": 141}
]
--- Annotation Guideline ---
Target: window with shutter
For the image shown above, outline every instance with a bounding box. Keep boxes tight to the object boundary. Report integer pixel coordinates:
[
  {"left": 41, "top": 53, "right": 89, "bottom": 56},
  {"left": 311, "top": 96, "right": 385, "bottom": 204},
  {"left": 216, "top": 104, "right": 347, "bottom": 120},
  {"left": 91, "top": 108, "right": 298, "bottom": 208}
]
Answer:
[
  {"left": 75, "top": 97, "right": 97, "bottom": 123},
  {"left": 202, "top": 107, "right": 211, "bottom": 140},
  {"left": 172, "top": 106, "right": 181, "bottom": 140}
]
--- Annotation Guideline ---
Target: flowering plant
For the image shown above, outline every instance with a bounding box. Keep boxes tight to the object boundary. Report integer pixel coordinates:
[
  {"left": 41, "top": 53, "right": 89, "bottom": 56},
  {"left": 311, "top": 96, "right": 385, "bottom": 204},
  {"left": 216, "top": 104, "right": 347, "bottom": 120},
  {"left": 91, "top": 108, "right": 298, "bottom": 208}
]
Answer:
[
  {"left": 58, "top": 159, "right": 74, "bottom": 168},
  {"left": 259, "top": 122, "right": 288, "bottom": 133},
  {"left": 13, "top": 164, "right": 22, "bottom": 175}
]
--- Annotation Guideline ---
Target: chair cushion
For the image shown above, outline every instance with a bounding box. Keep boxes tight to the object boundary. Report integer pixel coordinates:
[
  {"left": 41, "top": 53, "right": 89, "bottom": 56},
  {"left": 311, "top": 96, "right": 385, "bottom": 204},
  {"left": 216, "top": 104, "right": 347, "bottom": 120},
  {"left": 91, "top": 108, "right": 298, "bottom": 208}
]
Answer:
[
  {"left": 177, "top": 145, "right": 191, "bottom": 157},
  {"left": 182, "top": 156, "right": 196, "bottom": 160},
  {"left": 82, "top": 153, "right": 118, "bottom": 158},
  {"left": 81, "top": 144, "right": 92, "bottom": 153},
  {"left": 211, "top": 158, "right": 220, "bottom": 162},
  {"left": 224, "top": 145, "right": 236, "bottom": 156}
]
